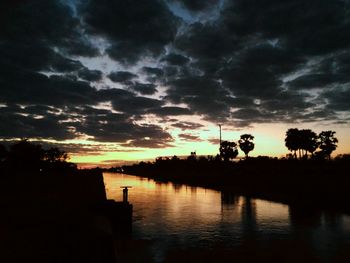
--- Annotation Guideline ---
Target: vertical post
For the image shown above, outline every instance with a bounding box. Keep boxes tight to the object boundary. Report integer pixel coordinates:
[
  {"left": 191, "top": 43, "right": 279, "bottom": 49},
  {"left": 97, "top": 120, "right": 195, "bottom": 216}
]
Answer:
[
  {"left": 121, "top": 186, "right": 132, "bottom": 203},
  {"left": 123, "top": 187, "right": 128, "bottom": 203},
  {"left": 219, "top": 124, "right": 222, "bottom": 146}
]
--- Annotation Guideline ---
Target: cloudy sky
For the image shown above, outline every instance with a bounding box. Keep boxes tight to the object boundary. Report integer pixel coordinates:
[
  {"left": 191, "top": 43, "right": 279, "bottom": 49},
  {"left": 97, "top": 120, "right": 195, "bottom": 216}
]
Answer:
[{"left": 1, "top": 0, "right": 350, "bottom": 166}]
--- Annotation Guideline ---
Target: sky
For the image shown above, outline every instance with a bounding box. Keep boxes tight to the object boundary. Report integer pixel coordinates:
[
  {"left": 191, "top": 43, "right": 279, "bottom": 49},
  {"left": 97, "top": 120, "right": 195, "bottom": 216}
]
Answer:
[{"left": 1, "top": 0, "right": 350, "bottom": 167}]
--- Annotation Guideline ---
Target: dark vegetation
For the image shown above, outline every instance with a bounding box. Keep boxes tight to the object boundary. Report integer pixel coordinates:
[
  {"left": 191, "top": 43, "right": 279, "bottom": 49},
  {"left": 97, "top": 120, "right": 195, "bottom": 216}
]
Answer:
[
  {"left": 0, "top": 139, "right": 77, "bottom": 176},
  {"left": 0, "top": 140, "right": 117, "bottom": 263},
  {"left": 238, "top": 134, "right": 255, "bottom": 158},
  {"left": 113, "top": 129, "right": 350, "bottom": 213},
  {"left": 285, "top": 129, "right": 338, "bottom": 160}
]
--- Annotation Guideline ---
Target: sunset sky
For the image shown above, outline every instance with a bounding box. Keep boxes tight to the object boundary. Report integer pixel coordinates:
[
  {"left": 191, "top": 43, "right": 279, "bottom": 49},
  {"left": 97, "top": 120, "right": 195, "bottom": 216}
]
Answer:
[{"left": 1, "top": 0, "right": 350, "bottom": 167}]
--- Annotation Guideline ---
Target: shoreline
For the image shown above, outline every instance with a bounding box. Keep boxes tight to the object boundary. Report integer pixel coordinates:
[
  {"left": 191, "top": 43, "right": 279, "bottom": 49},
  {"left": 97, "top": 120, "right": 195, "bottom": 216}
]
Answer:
[{"left": 119, "top": 158, "right": 350, "bottom": 214}]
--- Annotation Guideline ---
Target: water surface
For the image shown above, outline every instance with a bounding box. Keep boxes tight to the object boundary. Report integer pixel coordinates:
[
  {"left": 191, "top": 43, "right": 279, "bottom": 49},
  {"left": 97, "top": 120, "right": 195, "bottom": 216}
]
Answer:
[{"left": 104, "top": 173, "right": 350, "bottom": 262}]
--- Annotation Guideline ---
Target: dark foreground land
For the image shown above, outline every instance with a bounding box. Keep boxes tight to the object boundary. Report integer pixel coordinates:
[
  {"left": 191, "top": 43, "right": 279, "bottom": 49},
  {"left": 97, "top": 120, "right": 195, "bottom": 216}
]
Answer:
[
  {"left": 0, "top": 164, "right": 136, "bottom": 262},
  {"left": 122, "top": 156, "right": 350, "bottom": 213},
  {"left": 0, "top": 141, "right": 138, "bottom": 262},
  {"left": 0, "top": 169, "right": 119, "bottom": 263}
]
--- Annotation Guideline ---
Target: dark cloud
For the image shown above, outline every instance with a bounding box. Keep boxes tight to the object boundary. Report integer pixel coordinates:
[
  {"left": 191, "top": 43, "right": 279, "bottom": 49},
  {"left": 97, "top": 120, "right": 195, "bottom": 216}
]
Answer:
[
  {"left": 0, "top": 0, "right": 98, "bottom": 57},
  {"left": 171, "top": 121, "right": 204, "bottom": 130},
  {"left": 0, "top": 70, "right": 96, "bottom": 106},
  {"left": 300, "top": 109, "right": 337, "bottom": 122},
  {"left": 122, "top": 137, "right": 174, "bottom": 148},
  {"left": 0, "top": 0, "right": 175, "bottom": 147},
  {"left": 175, "top": 22, "right": 237, "bottom": 61},
  {"left": 120, "top": 124, "right": 174, "bottom": 148},
  {"left": 141, "top": 67, "right": 164, "bottom": 76},
  {"left": 149, "top": 106, "right": 192, "bottom": 116},
  {"left": 60, "top": 107, "right": 174, "bottom": 146},
  {"left": 178, "top": 133, "right": 202, "bottom": 142},
  {"left": 78, "top": 68, "right": 103, "bottom": 82},
  {"left": 222, "top": 0, "right": 350, "bottom": 55},
  {"left": 170, "top": 21, "right": 315, "bottom": 124},
  {"left": 229, "top": 90, "right": 316, "bottom": 126},
  {"left": 168, "top": 0, "right": 220, "bottom": 12},
  {"left": 0, "top": 105, "right": 76, "bottom": 140},
  {"left": 1, "top": 0, "right": 350, "bottom": 147},
  {"left": 0, "top": 76, "right": 173, "bottom": 146},
  {"left": 287, "top": 52, "right": 350, "bottom": 90},
  {"left": 220, "top": 44, "right": 303, "bottom": 98},
  {"left": 141, "top": 67, "right": 165, "bottom": 83},
  {"left": 108, "top": 71, "right": 138, "bottom": 83},
  {"left": 163, "top": 66, "right": 179, "bottom": 78},
  {"left": 166, "top": 75, "right": 234, "bottom": 121},
  {"left": 208, "top": 138, "right": 220, "bottom": 145},
  {"left": 231, "top": 108, "right": 273, "bottom": 123},
  {"left": 111, "top": 96, "right": 163, "bottom": 115},
  {"left": 0, "top": 139, "right": 137, "bottom": 157},
  {"left": 288, "top": 74, "right": 350, "bottom": 90},
  {"left": 161, "top": 53, "right": 190, "bottom": 66},
  {"left": 322, "top": 86, "right": 350, "bottom": 111},
  {"left": 167, "top": 0, "right": 350, "bottom": 125},
  {"left": 96, "top": 88, "right": 164, "bottom": 115},
  {"left": 80, "top": 0, "right": 179, "bottom": 64},
  {"left": 129, "top": 82, "right": 158, "bottom": 95},
  {"left": 260, "top": 91, "right": 314, "bottom": 112},
  {"left": 0, "top": 41, "right": 86, "bottom": 74}
]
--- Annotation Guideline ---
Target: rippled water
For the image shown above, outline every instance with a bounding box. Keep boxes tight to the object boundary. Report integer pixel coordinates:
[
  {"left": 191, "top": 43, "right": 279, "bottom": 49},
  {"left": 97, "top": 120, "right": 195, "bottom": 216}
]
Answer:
[{"left": 104, "top": 173, "right": 350, "bottom": 262}]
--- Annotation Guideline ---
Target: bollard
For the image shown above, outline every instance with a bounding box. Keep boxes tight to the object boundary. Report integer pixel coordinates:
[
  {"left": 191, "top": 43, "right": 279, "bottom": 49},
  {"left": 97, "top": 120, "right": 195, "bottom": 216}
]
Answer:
[{"left": 120, "top": 186, "right": 132, "bottom": 203}]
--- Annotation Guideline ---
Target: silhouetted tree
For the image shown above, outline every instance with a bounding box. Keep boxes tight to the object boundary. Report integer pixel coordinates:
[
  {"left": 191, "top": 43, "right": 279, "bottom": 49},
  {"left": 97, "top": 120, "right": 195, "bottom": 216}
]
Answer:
[
  {"left": 318, "top": 131, "right": 338, "bottom": 160},
  {"left": 238, "top": 134, "right": 255, "bottom": 158},
  {"left": 2, "top": 140, "right": 75, "bottom": 174},
  {"left": 285, "top": 128, "right": 300, "bottom": 159},
  {"left": 300, "top": 129, "right": 318, "bottom": 158},
  {"left": 285, "top": 128, "right": 319, "bottom": 159},
  {"left": 220, "top": 141, "right": 238, "bottom": 162},
  {"left": 44, "top": 147, "right": 68, "bottom": 163},
  {"left": 8, "top": 139, "right": 44, "bottom": 171}
]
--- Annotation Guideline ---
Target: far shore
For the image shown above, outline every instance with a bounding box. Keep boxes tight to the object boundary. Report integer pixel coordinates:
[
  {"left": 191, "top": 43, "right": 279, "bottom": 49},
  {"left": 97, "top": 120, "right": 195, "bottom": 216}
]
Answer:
[{"left": 107, "top": 156, "right": 350, "bottom": 213}]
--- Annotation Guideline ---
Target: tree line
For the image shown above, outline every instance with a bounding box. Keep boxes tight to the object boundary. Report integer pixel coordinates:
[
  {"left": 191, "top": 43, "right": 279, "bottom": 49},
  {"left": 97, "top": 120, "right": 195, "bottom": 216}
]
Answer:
[
  {"left": 0, "top": 139, "right": 76, "bottom": 174},
  {"left": 219, "top": 134, "right": 255, "bottom": 162},
  {"left": 285, "top": 129, "right": 338, "bottom": 160},
  {"left": 218, "top": 129, "right": 339, "bottom": 162}
]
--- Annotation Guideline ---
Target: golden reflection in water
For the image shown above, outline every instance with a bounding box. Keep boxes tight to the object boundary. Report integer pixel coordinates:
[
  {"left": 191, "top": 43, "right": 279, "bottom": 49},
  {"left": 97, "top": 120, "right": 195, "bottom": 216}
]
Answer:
[
  {"left": 103, "top": 173, "right": 290, "bottom": 230},
  {"left": 256, "top": 199, "right": 289, "bottom": 224},
  {"left": 103, "top": 173, "right": 350, "bottom": 263}
]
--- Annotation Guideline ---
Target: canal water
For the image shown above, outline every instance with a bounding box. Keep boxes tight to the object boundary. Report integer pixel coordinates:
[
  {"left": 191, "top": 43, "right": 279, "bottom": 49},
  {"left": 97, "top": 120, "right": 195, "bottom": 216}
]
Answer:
[{"left": 104, "top": 173, "right": 350, "bottom": 262}]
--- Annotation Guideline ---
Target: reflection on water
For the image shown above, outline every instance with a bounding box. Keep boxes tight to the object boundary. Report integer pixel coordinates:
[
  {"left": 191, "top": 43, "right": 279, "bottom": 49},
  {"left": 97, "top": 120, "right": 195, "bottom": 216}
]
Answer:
[{"left": 104, "top": 173, "right": 350, "bottom": 262}]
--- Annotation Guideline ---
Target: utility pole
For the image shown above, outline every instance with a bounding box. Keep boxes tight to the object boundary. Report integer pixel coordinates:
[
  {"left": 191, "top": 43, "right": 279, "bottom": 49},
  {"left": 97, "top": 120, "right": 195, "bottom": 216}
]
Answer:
[{"left": 219, "top": 124, "right": 222, "bottom": 146}]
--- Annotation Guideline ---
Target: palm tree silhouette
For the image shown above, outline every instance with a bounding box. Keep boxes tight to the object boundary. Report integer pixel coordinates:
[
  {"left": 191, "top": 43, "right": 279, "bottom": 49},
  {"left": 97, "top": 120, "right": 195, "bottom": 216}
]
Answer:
[
  {"left": 300, "top": 129, "right": 318, "bottom": 158},
  {"left": 285, "top": 128, "right": 300, "bottom": 159},
  {"left": 318, "top": 131, "right": 338, "bottom": 160},
  {"left": 238, "top": 134, "right": 255, "bottom": 158}
]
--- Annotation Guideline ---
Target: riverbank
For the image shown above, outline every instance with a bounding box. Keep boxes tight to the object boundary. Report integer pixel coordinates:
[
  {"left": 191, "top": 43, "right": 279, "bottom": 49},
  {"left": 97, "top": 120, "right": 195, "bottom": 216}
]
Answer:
[
  {"left": 0, "top": 169, "right": 118, "bottom": 262},
  {"left": 121, "top": 157, "right": 350, "bottom": 213}
]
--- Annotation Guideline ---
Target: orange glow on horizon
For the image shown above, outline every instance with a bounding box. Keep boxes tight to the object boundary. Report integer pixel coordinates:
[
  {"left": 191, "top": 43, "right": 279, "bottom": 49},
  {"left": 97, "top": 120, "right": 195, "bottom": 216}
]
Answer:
[{"left": 71, "top": 123, "right": 350, "bottom": 168}]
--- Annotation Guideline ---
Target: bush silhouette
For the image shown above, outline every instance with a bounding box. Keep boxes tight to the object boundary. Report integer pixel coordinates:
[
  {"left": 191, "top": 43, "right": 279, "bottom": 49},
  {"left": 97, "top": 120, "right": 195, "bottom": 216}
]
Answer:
[{"left": 220, "top": 141, "right": 238, "bottom": 162}]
